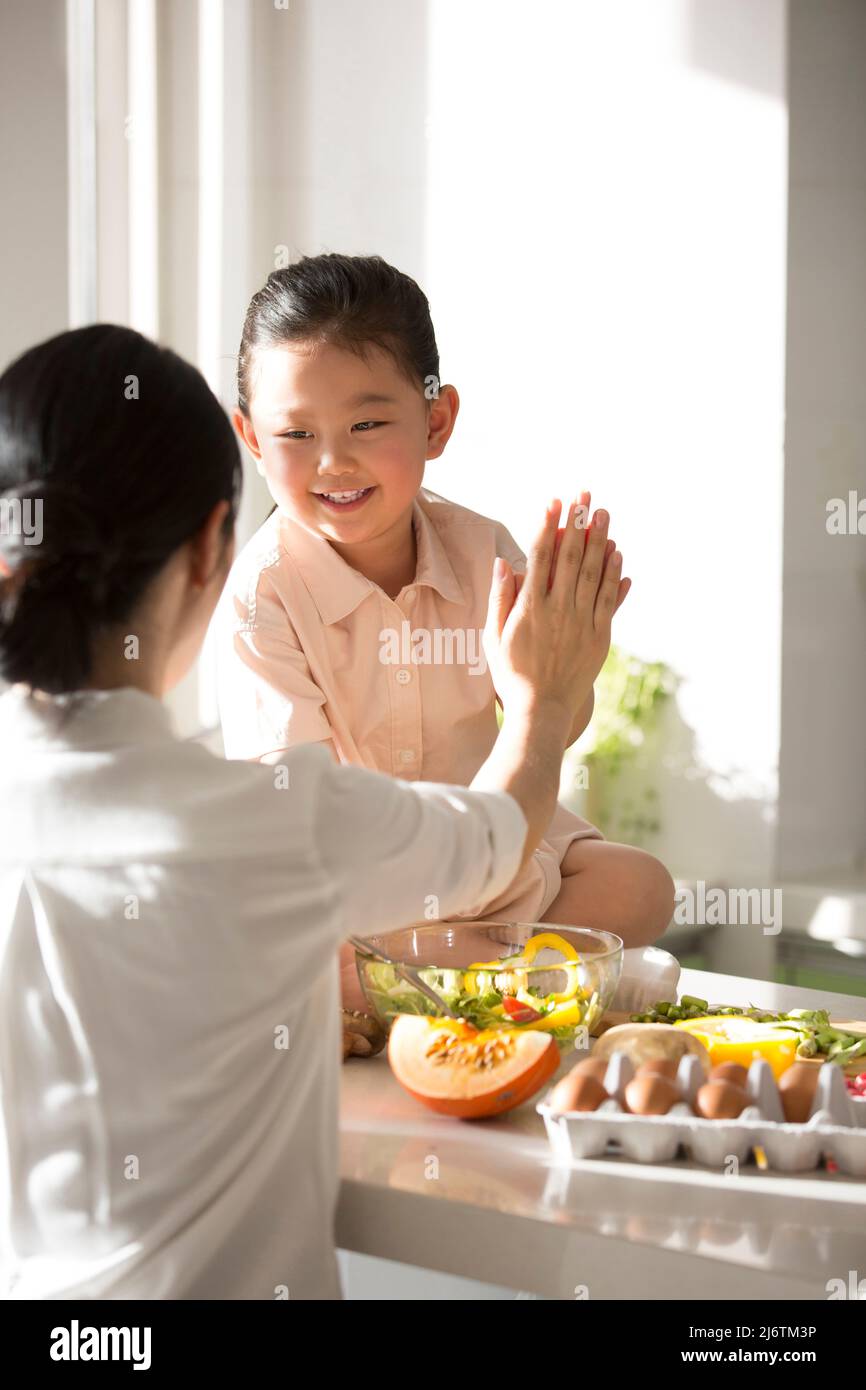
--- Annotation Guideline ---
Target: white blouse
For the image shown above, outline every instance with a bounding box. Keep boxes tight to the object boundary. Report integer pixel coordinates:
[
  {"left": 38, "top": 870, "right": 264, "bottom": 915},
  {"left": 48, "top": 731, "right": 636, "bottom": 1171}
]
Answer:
[{"left": 0, "top": 685, "right": 526, "bottom": 1299}]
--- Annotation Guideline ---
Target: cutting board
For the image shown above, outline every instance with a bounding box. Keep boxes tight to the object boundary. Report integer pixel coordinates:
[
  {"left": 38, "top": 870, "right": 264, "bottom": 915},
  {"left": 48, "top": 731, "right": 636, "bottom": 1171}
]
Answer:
[
  {"left": 592, "top": 1012, "right": 866, "bottom": 1077},
  {"left": 796, "top": 1020, "right": 866, "bottom": 1076}
]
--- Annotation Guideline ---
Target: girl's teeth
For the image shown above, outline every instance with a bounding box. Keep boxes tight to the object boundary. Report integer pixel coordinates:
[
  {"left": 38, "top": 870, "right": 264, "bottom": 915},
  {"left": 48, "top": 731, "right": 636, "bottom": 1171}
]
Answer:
[{"left": 323, "top": 488, "right": 368, "bottom": 502}]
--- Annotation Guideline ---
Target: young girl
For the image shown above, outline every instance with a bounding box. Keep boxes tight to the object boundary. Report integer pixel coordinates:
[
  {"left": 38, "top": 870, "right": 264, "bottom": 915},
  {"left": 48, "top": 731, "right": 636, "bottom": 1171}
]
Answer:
[{"left": 215, "top": 254, "right": 675, "bottom": 1008}]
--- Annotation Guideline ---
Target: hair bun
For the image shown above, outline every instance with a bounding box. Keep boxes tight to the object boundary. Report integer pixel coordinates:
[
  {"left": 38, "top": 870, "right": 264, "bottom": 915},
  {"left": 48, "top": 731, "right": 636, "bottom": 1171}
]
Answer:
[
  {"left": 0, "top": 477, "right": 122, "bottom": 612},
  {"left": 0, "top": 321, "right": 240, "bottom": 693}
]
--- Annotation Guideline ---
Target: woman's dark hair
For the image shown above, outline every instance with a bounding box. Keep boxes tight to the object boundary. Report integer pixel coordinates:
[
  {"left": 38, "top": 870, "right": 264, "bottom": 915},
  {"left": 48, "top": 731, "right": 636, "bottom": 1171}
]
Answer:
[
  {"left": 237, "top": 253, "right": 440, "bottom": 417},
  {"left": 0, "top": 323, "right": 242, "bottom": 693}
]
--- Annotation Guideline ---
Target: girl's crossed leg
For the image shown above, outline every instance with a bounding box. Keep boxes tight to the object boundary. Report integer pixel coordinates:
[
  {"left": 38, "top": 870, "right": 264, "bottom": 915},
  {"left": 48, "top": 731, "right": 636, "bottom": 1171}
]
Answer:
[{"left": 540, "top": 838, "right": 675, "bottom": 948}]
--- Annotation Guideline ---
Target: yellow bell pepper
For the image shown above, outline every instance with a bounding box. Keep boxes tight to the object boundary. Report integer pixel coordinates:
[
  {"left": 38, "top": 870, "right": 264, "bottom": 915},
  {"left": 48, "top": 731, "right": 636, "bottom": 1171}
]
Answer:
[
  {"left": 461, "top": 968, "right": 496, "bottom": 999},
  {"left": 520, "top": 996, "right": 586, "bottom": 1032},
  {"left": 519, "top": 932, "right": 581, "bottom": 964},
  {"left": 467, "top": 931, "right": 582, "bottom": 1005},
  {"left": 468, "top": 929, "right": 580, "bottom": 972},
  {"left": 543, "top": 965, "right": 582, "bottom": 1005},
  {"left": 673, "top": 1015, "right": 801, "bottom": 1080}
]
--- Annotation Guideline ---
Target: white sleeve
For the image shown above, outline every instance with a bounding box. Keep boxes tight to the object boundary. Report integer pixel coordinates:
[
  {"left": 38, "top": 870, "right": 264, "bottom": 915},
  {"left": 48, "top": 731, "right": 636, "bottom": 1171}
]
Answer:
[{"left": 310, "top": 760, "right": 527, "bottom": 939}]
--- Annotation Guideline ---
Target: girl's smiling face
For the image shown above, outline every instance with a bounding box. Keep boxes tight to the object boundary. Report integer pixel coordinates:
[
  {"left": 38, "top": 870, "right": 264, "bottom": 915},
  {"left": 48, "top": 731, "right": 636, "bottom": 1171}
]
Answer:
[{"left": 235, "top": 338, "right": 457, "bottom": 548}]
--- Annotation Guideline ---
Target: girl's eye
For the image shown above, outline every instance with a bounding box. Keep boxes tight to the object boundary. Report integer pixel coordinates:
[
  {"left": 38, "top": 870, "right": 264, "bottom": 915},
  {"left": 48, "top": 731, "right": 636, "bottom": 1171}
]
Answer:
[
  {"left": 352, "top": 420, "right": 385, "bottom": 432},
  {"left": 277, "top": 430, "right": 313, "bottom": 440}
]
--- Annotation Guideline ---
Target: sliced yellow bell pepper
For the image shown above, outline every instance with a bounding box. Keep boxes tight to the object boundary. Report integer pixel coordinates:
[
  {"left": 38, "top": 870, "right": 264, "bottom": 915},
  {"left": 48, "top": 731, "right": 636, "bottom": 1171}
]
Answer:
[
  {"left": 468, "top": 929, "right": 580, "bottom": 971},
  {"left": 519, "top": 932, "right": 581, "bottom": 963},
  {"left": 521, "top": 996, "right": 586, "bottom": 1032},
  {"left": 543, "top": 964, "right": 582, "bottom": 1005},
  {"left": 461, "top": 968, "right": 496, "bottom": 999},
  {"left": 468, "top": 954, "right": 521, "bottom": 971},
  {"left": 673, "top": 1015, "right": 801, "bottom": 1080},
  {"left": 467, "top": 931, "right": 582, "bottom": 1004}
]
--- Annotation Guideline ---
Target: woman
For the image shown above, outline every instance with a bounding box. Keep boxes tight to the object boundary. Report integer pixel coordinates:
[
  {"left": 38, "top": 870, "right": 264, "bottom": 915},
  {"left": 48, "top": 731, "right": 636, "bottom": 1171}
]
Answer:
[{"left": 0, "top": 325, "right": 625, "bottom": 1299}]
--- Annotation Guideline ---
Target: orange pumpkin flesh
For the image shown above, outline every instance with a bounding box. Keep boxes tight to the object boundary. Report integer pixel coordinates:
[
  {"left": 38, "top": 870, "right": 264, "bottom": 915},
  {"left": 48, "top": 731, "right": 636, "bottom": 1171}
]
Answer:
[{"left": 388, "top": 1014, "right": 560, "bottom": 1119}]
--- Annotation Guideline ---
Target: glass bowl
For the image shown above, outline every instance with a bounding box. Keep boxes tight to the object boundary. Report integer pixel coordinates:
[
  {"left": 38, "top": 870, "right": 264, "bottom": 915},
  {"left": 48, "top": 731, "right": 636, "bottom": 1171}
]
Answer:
[{"left": 354, "top": 921, "right": 623, "bottom": 1049}]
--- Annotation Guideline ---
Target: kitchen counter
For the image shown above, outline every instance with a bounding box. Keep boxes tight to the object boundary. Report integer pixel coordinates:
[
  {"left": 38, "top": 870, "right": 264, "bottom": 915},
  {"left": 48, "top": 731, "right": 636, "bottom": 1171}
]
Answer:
[{"left": 336, "top": 968, "right": 866, "bottom": 1299}]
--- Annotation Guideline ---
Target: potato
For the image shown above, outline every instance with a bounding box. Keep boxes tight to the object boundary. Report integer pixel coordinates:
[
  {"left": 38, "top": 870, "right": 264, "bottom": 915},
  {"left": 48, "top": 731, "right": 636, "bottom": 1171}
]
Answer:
[
  {"left": 342, "top": 1009, "right": 387, "bottom": 1061},
  {"left": 592, "top": 1022, "right": 711, "bottom": 1075}
]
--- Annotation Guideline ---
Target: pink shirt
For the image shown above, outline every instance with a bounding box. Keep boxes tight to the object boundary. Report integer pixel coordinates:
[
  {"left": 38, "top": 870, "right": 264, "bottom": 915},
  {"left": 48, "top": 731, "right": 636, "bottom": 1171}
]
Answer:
[{"left": 215, "top": 487, "right": 602, "bottom": 920}]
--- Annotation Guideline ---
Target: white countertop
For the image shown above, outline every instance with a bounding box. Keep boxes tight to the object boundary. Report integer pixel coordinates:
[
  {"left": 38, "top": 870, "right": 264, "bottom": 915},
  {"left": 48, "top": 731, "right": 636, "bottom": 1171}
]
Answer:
[{"left": 337, "top": 968, "right": 866, "bottom": 1299}]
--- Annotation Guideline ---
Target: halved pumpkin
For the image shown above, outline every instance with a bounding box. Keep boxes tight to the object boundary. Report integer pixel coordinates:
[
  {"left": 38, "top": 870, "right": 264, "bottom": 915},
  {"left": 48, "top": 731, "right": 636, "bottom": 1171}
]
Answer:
[{"left": 388, "top": 1014, "right": 560, "bottom": 1119}]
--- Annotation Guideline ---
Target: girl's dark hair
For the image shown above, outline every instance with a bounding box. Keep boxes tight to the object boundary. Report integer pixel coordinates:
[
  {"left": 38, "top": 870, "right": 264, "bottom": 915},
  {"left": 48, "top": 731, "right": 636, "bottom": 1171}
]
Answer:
[
  {"left": 237, "top": 253, "right": 440, "bottom": 416},
  {"left": 0, "top": 324, "right": 242, "bottom": 693}
]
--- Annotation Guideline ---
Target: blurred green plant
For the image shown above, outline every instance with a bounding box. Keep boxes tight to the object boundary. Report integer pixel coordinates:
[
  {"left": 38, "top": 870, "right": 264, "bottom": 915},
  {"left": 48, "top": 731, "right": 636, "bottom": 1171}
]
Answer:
[
  {"left": 579, "top": 645, "right": 676, "bottom": 843},
  {"left": 493, "top": 645, "right": 676, "bottom": 843}
]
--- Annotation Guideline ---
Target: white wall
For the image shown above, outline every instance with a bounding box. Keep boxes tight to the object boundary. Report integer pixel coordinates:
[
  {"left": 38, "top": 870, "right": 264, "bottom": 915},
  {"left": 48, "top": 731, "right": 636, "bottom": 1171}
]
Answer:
[
  {"left": 778, "top": 0, "right": 866, "bottom": 879},
  {"left": 13, "top": 0, "right": 864, "bottom": 897},
  {"left": 226, "top": 0, "right": 789, "bottom": 885},
  {"left": 0, "top": 0, "right": 69, "bottom": 368}
]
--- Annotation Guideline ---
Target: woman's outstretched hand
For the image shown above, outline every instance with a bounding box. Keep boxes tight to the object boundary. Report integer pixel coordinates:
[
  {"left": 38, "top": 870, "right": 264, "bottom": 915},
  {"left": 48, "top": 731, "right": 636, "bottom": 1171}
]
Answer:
[{"left": 483, "top": 494, "right": 631, "bottom": 727}]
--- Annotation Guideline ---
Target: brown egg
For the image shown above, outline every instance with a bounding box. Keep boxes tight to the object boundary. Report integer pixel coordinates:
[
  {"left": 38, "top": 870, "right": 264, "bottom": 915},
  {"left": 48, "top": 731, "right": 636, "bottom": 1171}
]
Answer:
[
  {"left": 695, "top": 1080, "right": 747, "bottom": 1120},
  {"left": 549, "top": 1070, "right": 608, "bottom": 1114},
  {"left": 570, "top": 1057, "right": 610, "bottom": 1083},
  {"left": 778, "top": 1062, "right": 820, "bottom": 1124},
  {"left": 711, "top": 1062, "right": 748, "bottom": 1089},
  {"left": 697, "top": 1219, "right": 742, "bottom": 1248},
  {"left": 624, "top": 1073, "right": 680, "bottom": 1116},
  {"left": 637, "top": 1058, "right": 679, "bottom": 1081}
]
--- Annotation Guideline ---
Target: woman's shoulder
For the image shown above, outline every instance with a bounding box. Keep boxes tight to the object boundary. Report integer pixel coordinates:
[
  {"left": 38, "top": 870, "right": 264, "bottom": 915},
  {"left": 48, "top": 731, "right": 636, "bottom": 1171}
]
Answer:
[{"left": 180, "top": 736, "right": 338, "bottom": 857}]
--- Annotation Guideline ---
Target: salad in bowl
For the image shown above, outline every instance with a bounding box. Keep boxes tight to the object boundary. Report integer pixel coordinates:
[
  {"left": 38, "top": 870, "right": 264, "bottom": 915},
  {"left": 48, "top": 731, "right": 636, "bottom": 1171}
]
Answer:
[{"left": 354, "top": 922, "right": 623, "bottom": 1047}]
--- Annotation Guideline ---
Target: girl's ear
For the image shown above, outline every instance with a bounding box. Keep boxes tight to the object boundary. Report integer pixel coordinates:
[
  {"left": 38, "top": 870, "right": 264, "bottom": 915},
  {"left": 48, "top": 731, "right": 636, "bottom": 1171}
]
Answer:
[
  {"left": 233, "top": 409, "right": 267, "bottom": 477},
  {"left": 425, "top": 383, "right": 459, "bottom": 461}
]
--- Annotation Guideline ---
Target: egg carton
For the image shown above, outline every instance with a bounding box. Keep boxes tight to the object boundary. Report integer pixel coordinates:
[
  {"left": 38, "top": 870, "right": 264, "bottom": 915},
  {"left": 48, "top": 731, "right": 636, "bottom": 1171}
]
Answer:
[{"left": 537, "top": 1052, "right": 866, "bottom": 1175}]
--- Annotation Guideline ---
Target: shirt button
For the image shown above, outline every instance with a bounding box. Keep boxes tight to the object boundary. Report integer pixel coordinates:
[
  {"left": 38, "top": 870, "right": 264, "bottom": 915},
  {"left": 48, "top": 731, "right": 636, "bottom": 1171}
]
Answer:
[
  {"left": 398, "top": 749, "right": 415, "bottom": 763},
  {"left": 404, "top": 589, "right": 416, "bottom": 605},
  {"left": 395, "top": 668, "right": 412, "bottom": 685}
]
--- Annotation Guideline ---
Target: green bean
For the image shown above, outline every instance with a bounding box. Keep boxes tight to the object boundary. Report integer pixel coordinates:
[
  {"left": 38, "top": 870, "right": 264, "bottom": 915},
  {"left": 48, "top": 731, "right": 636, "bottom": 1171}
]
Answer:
[
  {"left": 838, "top": 1038, "right": 866, "bottom": 1062},
  {"left": 829, "top": 1046, "right": 865, "bottom": 1067}
]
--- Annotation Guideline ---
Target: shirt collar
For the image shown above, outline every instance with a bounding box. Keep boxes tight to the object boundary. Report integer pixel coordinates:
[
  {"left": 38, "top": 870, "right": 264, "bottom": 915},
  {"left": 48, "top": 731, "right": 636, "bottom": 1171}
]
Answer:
[
  {"left": 0, "top": 684, "right": 177, "bottom": 750},
  {"left": 281, "top": 492, "right": 465, "bottom": 625}
]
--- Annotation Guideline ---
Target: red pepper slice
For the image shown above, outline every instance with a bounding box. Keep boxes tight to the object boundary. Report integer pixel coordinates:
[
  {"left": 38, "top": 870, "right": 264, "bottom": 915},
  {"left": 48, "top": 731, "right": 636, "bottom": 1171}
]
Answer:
[{"left": 502, "top": 997, "right": 544, "bottom": 1025}]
